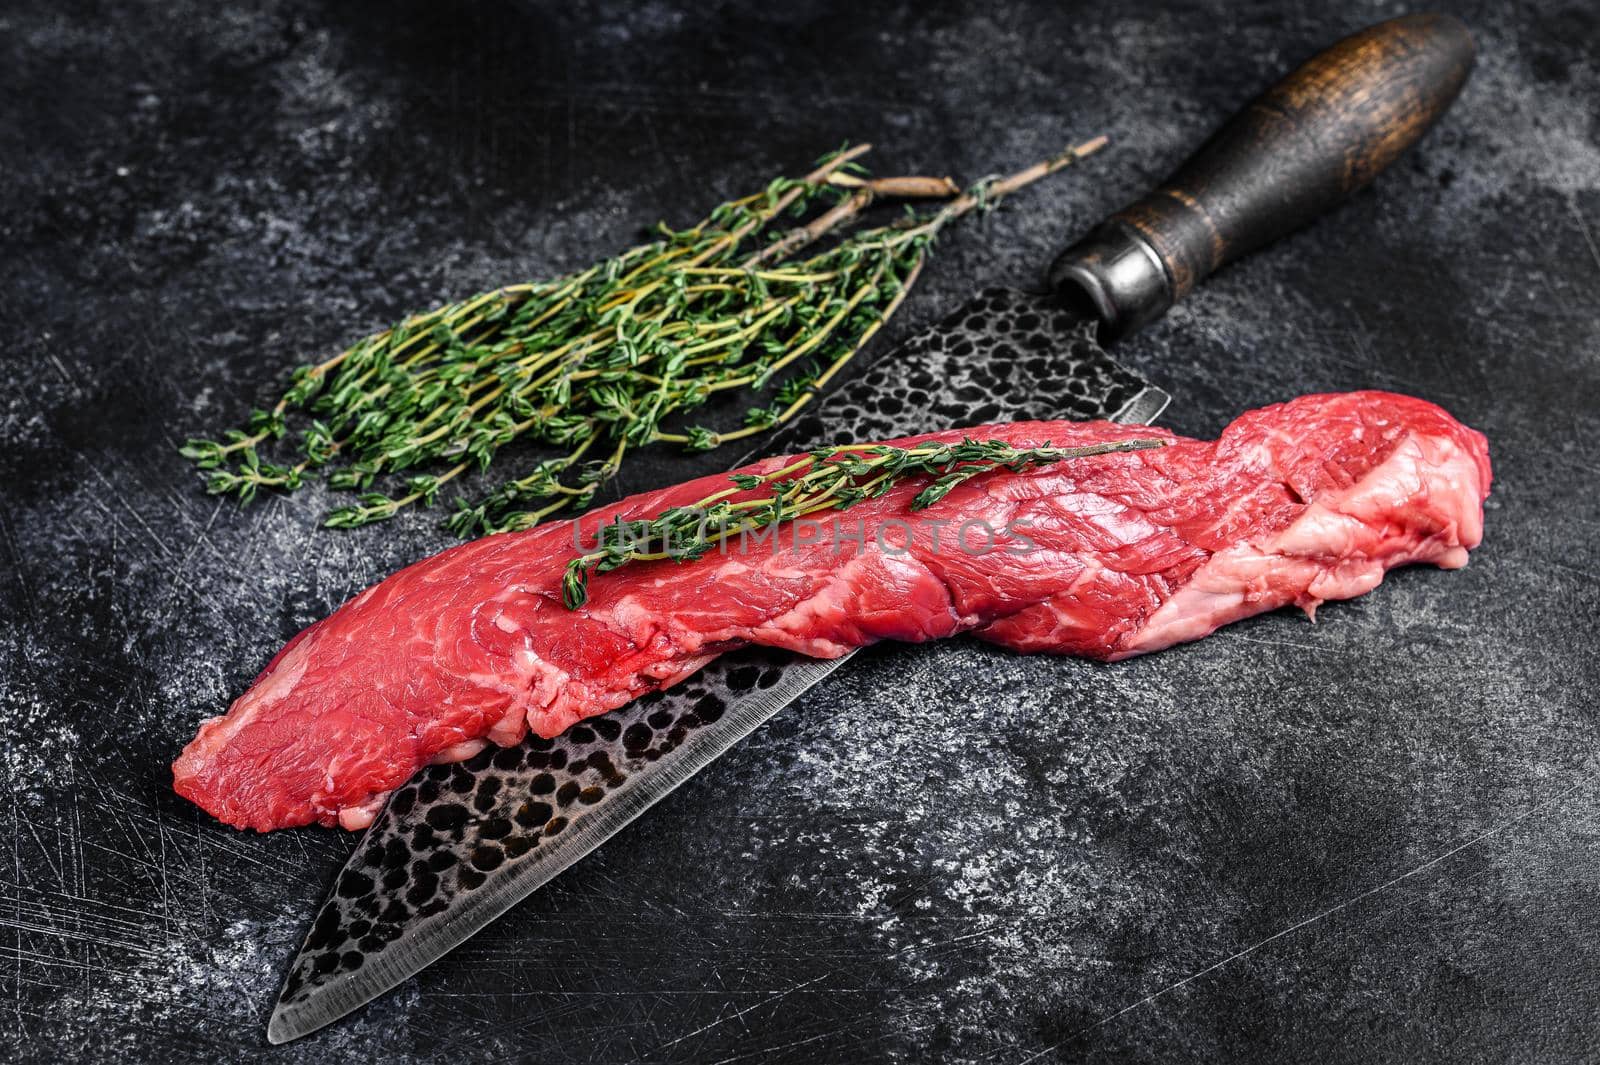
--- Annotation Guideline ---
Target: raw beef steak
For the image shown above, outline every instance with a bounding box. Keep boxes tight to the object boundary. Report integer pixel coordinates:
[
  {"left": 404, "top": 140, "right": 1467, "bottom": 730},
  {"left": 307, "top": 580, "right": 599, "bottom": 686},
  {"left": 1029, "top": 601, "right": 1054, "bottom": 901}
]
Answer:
[{"left": 174, "top": 391, "right": 1491, "bottom": 831}]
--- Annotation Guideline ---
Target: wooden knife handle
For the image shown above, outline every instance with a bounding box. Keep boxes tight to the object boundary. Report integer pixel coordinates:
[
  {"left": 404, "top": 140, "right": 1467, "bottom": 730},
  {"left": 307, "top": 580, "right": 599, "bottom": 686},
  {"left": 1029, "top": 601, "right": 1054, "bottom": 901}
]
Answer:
[{"left": 1050, "top": 12, "right": 1475, "bottom": 337}]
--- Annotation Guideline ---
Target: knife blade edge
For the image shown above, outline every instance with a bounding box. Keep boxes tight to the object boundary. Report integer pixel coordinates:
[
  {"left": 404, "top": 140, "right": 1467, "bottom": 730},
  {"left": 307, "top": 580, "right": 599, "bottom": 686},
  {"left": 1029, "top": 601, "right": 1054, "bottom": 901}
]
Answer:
[{"left": 268, "top": 653, "right": 852, "bottom": 1044}]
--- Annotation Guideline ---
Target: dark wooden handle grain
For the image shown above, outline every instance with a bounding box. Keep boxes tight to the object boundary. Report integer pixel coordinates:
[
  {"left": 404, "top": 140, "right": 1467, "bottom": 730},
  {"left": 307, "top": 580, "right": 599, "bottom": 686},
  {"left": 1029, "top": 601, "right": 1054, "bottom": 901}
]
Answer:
[{"left": 1117, "top": 12, "right": 1474, "bottom": 302}]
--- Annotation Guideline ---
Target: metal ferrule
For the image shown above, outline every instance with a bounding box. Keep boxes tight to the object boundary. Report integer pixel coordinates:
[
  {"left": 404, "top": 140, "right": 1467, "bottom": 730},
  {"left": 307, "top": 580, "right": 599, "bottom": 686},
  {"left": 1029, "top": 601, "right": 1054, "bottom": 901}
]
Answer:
[{"left": 1046, "top": 222, "right": 1173, "bottom": 340}]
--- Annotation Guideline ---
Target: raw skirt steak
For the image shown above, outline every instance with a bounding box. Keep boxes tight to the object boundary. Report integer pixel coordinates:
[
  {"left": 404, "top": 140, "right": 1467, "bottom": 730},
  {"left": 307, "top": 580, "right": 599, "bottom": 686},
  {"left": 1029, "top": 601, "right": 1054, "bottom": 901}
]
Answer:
[{"left": 173, "top": 391, "right": 1491, "bottom": 831}]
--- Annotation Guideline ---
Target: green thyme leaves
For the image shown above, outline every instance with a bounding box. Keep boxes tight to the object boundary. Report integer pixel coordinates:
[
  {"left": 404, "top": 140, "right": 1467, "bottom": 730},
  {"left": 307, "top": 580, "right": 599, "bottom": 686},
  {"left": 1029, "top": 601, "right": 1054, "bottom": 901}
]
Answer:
[
  {"left": 182, "top": 138, "right": 1107, "bottom": 537},
  {"left": 561, "top": 432, "right": 1162, "bottom": 609}
]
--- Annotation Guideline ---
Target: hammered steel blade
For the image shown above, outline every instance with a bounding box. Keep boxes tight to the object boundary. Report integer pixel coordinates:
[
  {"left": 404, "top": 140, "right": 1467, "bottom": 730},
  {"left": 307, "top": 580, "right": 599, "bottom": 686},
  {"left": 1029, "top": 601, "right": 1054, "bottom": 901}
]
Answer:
[
  {"left": 267, "top": 648, "right": 849, "bottom": 1044},
  {"left": 753, "top": 287, "right": 1166, "bottom": 450},
  {"left": 269, "top": 286, "right": 1168, "bottom": 1042}
]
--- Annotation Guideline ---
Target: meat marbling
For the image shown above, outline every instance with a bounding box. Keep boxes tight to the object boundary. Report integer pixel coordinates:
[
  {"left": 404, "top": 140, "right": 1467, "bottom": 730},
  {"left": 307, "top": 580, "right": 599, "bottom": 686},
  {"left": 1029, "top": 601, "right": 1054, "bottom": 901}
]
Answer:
[{"left": 173, "top": 392, "right": 1491, "bottom": 831}]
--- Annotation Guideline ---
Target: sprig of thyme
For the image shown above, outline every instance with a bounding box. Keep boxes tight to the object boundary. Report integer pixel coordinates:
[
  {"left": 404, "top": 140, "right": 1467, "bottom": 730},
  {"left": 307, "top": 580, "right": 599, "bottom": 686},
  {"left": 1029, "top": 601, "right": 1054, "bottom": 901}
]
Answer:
[
  {"left": 181, "top": 137, "right": 1108, "bottom": 536},
  {"left": 561, "top": 434, "right": 1165, "bottom": 609}
]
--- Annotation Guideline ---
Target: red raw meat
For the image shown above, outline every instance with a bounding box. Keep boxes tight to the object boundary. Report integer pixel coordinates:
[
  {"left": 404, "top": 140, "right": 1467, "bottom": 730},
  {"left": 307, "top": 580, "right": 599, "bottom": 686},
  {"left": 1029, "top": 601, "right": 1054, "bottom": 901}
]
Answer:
[{"left": 173, "top": 392, "right": 1491, "bottom": 831}]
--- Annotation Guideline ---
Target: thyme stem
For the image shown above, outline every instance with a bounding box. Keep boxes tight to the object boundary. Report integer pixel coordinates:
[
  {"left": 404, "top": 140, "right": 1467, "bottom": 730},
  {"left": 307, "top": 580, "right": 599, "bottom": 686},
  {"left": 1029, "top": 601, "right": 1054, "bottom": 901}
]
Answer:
[{"left": 561, "top": 434, "right": 1166, "bottom": 609}]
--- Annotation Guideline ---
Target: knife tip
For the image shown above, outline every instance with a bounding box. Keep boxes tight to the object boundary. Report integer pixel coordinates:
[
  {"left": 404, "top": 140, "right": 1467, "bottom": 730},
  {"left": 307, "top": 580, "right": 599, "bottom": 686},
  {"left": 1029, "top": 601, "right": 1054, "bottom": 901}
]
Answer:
[
  {"left": 265, "top": 1012, "right": 295, "bottom": 1045},
  {"left": 266, "top": 1004, "right": 316, "bottom": 1045}
]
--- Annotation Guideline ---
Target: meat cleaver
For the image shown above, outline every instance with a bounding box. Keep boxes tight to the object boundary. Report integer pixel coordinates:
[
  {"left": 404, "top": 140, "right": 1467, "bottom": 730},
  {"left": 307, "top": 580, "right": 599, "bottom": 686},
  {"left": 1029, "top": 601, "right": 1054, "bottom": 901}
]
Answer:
[{"left": 269, "top": 14, "right": 1473, "bottom": 1043}]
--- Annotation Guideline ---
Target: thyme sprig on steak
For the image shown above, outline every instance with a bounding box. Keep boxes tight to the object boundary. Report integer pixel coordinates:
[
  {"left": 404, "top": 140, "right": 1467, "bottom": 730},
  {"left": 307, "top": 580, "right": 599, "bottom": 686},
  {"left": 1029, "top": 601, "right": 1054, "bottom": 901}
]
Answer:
[
  {"left": 180, "top": 138, "right": 1107, "bottom": 536},
  {"left": 561, "top": 435, "right": 1165, "bottom": 609}
]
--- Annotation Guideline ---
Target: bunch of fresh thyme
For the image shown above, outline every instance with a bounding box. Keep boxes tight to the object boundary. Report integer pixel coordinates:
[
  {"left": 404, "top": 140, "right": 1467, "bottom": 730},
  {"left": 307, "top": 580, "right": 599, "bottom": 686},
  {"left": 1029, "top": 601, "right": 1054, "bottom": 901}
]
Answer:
[
  {"left": 561, "top": 435, "right": 1166, "bottom": 609},
  {"left": 181, "top": 137, "right": 1108, "bottom": 537}
]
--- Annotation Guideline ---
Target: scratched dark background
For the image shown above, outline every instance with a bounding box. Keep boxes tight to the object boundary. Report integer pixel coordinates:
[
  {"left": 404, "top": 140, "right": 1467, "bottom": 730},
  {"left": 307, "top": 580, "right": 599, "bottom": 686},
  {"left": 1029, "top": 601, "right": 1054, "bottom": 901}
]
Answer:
[{"left": 3, "top": 0, "right": 1599, "bottom": 1061}]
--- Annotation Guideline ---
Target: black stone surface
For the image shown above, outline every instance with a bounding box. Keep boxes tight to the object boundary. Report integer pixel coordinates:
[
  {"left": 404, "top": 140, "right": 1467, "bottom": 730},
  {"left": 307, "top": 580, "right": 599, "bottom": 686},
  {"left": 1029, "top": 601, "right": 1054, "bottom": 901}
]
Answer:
[{"left": 3, "top": 2, "right": 1598, "bottom": 1062}]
